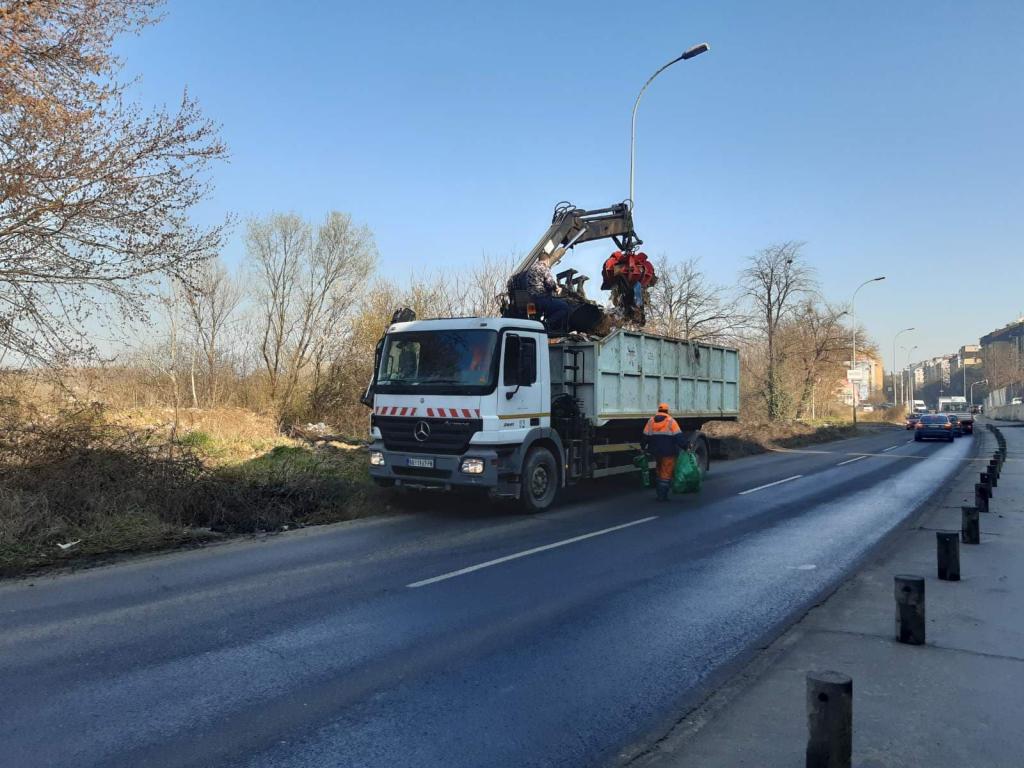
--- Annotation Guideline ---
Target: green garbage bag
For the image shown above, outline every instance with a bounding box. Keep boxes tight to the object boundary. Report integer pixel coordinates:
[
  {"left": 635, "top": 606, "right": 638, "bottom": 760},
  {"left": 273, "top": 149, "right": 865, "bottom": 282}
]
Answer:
[
  {"left": 632, "top": 453, "right": 652, "bottom": 487},
  {"left": 672, "top": 450, "right": 702, "bottom": 494}
]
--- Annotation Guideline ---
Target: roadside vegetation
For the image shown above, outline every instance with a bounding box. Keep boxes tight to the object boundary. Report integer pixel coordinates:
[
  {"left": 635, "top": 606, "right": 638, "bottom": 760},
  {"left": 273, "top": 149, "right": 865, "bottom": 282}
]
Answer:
[{"left": 0, "top": 400, "right": 375, "bottom": 577}]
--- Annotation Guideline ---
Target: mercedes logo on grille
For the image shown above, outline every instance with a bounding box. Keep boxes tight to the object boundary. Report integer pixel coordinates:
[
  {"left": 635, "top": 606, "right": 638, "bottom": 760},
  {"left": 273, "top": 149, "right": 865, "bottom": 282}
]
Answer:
[{"left": 413, "top": 421, "right": 431, "bottom": 442}]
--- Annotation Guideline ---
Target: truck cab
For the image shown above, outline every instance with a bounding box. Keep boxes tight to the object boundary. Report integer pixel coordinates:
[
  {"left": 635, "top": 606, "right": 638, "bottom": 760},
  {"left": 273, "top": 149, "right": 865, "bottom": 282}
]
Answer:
[{"left": 368, "top": 317, "right": 562, "bottom": 510}]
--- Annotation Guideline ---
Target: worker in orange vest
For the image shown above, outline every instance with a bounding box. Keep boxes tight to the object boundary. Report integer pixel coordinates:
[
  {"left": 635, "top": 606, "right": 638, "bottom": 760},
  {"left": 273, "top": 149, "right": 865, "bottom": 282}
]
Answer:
[{"left": 640, "top": 403, "right": 688, "bottom": 501}]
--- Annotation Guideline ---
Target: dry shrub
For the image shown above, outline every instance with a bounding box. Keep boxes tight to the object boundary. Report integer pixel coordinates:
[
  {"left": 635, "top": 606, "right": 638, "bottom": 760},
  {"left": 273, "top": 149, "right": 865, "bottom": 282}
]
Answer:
[
  {"left": 0, "top": 400, "right": 376, "bottom": 576},
  {"left": 703, "top": 419, "right": 859, "bottom": 459}
]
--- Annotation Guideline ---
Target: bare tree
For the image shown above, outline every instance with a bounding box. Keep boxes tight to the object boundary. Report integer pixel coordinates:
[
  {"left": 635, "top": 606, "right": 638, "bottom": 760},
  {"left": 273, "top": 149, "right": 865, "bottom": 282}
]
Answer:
[
  {"left": 984, "top": 342, "right": 1023, "bottom": 391},
  {"left": 247, "top": 212, "right": 376, "bottom": 417},
  {"left": 0, "top": 1, "right": 227, "bottom": 365},
  {"left": 646, "top": 255, "right": 745, "bottom": 342},
  {"left": 182, "top": 258, "right": 243, "bottom": 407},
  {"left": 740, "top": 242, "right": 816, "bottom": 420},
  {"left": 786, "top": 300, "right": 850, "bottom": 419}
]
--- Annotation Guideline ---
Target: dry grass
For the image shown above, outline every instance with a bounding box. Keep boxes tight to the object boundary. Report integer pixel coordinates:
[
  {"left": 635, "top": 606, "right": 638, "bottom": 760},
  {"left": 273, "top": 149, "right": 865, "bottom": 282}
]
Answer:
[
  {"left": 703, "top": 419, "right": 864, "bottom": 459},
  {"left": 0, "top": 401, "right": 379, "bottom": 577}
]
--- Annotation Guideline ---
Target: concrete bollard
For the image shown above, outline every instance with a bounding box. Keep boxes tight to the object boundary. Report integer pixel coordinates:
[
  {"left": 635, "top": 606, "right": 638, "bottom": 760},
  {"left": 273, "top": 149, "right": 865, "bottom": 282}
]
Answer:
[
  {"left": 936, "top": 531, "right": 960, "bottom": 581},
  {"left": 962, "top": 506, "right": 981, "bottom": 544},
  {"left": 975, "top": 483, "right": 990, "bottom": 514},
  {"left": 806, "top": 671, "right": 853, "bottom": 768},
  {"left": 895, "top": 575, "right": 926, "bottom": 645}
]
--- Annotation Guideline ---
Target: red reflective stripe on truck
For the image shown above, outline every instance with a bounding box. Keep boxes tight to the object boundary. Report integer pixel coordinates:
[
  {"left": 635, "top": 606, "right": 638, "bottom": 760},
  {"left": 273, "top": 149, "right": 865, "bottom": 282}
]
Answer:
[{"left": 462, "top": 408, "right": 471, "bottom": 417}]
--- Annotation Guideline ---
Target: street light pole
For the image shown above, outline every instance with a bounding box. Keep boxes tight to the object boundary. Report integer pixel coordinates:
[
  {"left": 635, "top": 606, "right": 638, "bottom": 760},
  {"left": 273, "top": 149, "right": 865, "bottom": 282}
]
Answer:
[
  {"left": 903, "top": 344, "right": 919, "bottom": 409},
  {"left": 892, "top": 327, "right": 914, "bottom": 407},
  {"left": 970, "top": 379, "right": 988, "bottom": 409},
  {"left": 850, "top": 276, "right": 886, "bottom": 426},
  {"left": 629, "top": 42, "right": 709, "bottom": 207}
]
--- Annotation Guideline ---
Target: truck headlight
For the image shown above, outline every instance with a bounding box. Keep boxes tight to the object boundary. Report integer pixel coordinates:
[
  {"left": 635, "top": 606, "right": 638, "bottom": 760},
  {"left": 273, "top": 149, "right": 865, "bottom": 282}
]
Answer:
[
  {"left": 461, "top": 458, "right": 485, "bottom": 475},
  {"left": 369, "top": 450, "right": 385, "bottom": 466}
]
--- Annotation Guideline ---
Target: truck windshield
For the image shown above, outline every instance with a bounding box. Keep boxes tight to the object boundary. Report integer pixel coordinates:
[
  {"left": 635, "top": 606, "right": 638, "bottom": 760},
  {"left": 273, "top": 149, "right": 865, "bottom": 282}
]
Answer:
[{"left": 376, "top": 330, "right": 498, "bottom": 394}]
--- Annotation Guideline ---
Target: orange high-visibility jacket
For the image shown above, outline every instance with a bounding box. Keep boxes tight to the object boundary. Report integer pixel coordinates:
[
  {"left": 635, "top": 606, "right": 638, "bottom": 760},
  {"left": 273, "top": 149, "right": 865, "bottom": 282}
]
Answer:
[{"left": 641, "top": 414, "right": 687, "bottom": 458}]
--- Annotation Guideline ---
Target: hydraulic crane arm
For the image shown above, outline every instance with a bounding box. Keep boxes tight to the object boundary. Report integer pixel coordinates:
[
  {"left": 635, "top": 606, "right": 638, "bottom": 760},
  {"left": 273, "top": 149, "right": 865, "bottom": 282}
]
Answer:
[{"left": 511, "top": 201, "right": 642, "bottom": 276}]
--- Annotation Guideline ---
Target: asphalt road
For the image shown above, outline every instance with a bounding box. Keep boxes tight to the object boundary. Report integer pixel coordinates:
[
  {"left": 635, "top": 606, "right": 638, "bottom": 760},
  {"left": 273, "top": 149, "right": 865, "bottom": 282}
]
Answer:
[{"left": 0, "top": 426, "right": 977, "bottom": 768}]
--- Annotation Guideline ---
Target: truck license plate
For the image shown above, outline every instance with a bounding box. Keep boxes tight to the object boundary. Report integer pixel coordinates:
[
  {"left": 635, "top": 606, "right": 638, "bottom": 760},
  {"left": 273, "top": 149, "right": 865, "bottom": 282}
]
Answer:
[{"left": 407, "top": 457, "right": 434, "bottom": 468}]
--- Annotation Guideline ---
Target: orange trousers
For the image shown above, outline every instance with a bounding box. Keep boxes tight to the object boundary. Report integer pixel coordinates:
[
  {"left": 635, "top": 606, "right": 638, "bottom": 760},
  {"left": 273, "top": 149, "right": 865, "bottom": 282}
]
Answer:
[{"left": 655, "top": 456, "right": 677, "bottom": 482}]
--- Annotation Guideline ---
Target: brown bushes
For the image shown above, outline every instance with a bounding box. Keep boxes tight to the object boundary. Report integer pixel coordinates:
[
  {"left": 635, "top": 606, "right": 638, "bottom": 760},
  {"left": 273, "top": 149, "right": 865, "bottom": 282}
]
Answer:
[{"left": 0, "top": 401, "right": 376, "bottom": 576}]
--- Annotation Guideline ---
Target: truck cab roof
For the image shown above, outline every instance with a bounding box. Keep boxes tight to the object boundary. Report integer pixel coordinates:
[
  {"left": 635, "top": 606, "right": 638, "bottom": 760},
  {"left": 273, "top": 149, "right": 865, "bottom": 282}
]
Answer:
[{"left": 387, "top": 317, "right": 546, "bottom": 334}]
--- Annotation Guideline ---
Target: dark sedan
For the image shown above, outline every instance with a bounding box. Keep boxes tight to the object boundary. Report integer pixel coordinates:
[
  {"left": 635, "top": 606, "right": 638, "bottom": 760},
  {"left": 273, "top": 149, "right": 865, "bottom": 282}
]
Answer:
[
  {"left": 915, "top": 414, "right": 956, "bottom": 442},
  {"left": 905, "top": 413, "right": 922, "bottom": 430}
]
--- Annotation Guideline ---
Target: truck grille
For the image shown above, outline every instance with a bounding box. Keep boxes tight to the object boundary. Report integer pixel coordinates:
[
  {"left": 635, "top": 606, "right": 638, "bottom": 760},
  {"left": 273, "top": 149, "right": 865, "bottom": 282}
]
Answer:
[{"left": 373, "top": 415, "right": 482, "bottom": 455}]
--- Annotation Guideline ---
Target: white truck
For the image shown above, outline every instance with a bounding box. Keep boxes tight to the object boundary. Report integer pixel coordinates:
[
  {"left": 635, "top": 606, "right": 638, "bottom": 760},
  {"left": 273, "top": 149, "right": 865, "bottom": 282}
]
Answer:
[
  {"left": 937, "top": 395, "right": 974, "bottom": 434},
  {"left": 366, "top": 318, "right": 740, "bottom": 511}
]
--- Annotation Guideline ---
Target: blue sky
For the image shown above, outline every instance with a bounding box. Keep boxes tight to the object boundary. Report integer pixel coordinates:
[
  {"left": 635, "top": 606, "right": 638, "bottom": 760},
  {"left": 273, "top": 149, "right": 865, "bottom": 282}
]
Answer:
[{"left": 118, "top": 0, "right": 1023, "bottom": 368}]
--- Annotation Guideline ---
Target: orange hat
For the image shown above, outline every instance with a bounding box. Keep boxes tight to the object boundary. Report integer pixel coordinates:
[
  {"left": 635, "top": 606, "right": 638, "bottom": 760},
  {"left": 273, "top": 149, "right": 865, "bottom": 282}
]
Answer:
[{"left": 657, "top": 403, "right": 670, "bottom": 413}]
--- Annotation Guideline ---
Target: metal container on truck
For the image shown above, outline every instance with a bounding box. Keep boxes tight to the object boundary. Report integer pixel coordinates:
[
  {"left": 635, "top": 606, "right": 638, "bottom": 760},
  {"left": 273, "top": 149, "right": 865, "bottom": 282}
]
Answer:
[{"left": 367, "top": 317, "right": 739, "bottom": 512}]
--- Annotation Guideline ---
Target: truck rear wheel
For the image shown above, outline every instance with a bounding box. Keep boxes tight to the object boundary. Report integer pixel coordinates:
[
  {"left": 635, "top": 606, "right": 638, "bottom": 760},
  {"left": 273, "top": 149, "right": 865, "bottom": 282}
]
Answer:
[{"left": 519, "top": 446, "right": 558, "bottom": 513}]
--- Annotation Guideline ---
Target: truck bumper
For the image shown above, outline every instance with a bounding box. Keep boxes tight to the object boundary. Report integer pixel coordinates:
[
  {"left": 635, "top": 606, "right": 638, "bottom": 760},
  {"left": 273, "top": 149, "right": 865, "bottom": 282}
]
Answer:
[{"left": 368, "top": 441, "right": 521, "bottom": 496}]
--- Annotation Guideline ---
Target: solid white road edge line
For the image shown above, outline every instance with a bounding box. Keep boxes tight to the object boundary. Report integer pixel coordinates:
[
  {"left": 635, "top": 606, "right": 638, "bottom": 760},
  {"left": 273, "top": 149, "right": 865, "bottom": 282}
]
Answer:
[
  {"left": 406, "top": 516, "right": 660, "bottom": 588},
  {"left": 837, "top": 455, "right": 869, "bottom": 466},
  {"left": 737, "top": 475, "right": 804, "bottom": 496}
]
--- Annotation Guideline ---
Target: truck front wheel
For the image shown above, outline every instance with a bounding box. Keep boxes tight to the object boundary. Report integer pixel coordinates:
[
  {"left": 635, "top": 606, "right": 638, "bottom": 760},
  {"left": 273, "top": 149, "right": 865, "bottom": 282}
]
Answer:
[{"left": 519, "top": 447, "right": 558, "bottom": 513}]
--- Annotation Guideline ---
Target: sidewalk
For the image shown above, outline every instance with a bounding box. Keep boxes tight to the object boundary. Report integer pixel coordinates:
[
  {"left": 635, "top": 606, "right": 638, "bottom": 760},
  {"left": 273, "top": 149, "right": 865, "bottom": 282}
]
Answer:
[{"left": 636, "top": 422, "right": 1024, "bottom": 768}]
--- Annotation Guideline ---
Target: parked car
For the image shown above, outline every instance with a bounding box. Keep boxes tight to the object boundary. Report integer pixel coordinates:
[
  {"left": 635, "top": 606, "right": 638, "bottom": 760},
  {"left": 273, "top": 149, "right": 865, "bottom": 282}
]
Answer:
[
  {"left": 905, "top": 413, "right": 922, "bottom": 430},
  {"left": 1012, "top": 396, "right": 1023, "bottom": 406},
  {"left": 915, "top": 414, "right": 956, "bottom": 442}
]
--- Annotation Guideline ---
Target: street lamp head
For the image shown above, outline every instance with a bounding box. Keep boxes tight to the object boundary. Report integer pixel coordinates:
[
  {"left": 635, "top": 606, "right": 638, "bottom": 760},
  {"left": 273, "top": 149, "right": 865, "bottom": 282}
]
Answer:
[
  {"left": 873, "top": 276, "right": 886, "bottom": 282},
  {"left": 681, "top": 43, "right": 710, "bottom": 60}
]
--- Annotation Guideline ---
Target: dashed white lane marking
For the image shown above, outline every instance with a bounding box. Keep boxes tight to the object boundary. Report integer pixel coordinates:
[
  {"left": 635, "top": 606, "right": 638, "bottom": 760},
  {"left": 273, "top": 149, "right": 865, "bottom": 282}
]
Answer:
[
  {"left": 788, "top": 564, "right": 818, "bottom": 570},
  {"left": 406, "top": 516, "right": 659, "bottom": 588},
  {"left": 737, "top": 475, "right": 803, "bottom": 496},
  {"left": 837, "top": 455, "right": 869, "bottom": 466},
  {"left": 882, "top": 445, "right": 900, "bottom": 452}
]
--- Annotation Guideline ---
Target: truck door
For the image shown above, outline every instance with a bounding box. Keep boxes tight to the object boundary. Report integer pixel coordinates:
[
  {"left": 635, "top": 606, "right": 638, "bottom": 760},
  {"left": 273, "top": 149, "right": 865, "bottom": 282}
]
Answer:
[{"left": 499, "top": 333, "right": 544, "bottom": 427}]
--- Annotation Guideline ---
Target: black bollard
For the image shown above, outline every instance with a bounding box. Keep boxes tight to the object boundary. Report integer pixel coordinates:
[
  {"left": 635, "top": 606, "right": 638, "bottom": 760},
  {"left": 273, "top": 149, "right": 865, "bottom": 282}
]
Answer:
[
  {"left": 975, "top": 483, "right": 990, "bottom": 514},
  {"left": 806, "top": 671, "right": 853, "bottom": 768},
  {"left": 936, "top": 532, "right": 960, "bottom": 581},
  {"left": 988, "top": 467, "right": 998, "bottom": 488},
  {"left": 962, "top": 506, "right": 980, "bottom": 544},
  {"left": 980, "top": 472, "right": 992, "bottom": 491},
  {"left": 895, "top": 575, "right": 926, "bottom": 645}
]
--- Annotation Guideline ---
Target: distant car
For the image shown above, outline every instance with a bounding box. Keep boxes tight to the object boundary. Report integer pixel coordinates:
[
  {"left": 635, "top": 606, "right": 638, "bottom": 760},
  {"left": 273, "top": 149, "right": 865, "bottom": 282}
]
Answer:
[
  {"left": 1012, "top": 397, "right": 1023, "bottom": 406},
  {"left": 915, "top": 414, "right": 955, "bottom": 442},
  {"left": 860, "top": 405, "right": 874, "bottom": 413},
  {"left": 905, "top": 413, "right": 922, "bottom": 430},
  {"left": 946, "top": 414, "right": 963, "bottom": 437}
]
